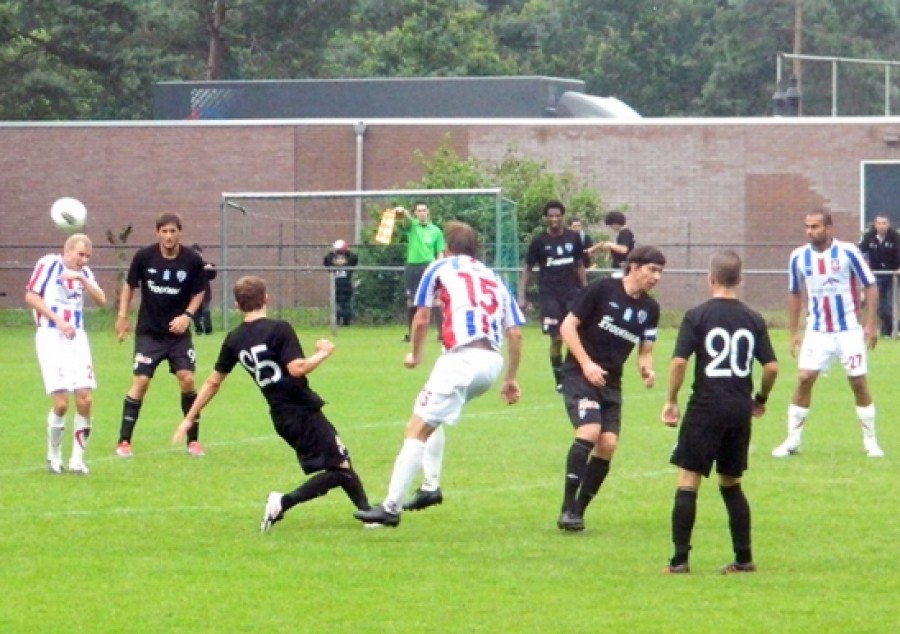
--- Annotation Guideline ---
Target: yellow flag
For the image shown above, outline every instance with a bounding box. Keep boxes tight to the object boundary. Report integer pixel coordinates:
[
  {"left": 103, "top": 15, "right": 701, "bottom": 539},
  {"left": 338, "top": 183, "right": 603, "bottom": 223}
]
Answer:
[{"left": 374, "top": 208, "right": 397, "bottom": 245}]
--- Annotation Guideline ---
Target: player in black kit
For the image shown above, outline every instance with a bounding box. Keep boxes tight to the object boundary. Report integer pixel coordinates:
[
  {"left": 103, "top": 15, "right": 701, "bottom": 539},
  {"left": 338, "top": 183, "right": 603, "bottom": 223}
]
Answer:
[
  {"left": 115, "top": 213, "right": 207, "bottom": 458},
  {"left": 172, "top": 275, "right": 370, "bottom": 532},
  {"left": 660, "top": 250, "right": 778, "bottom": 574},
  {"left": 556, "top": 246, "right": 666, "bottom": 532},
  {"left": 519, "top": 200, "right": 586, "bottom": 392}
]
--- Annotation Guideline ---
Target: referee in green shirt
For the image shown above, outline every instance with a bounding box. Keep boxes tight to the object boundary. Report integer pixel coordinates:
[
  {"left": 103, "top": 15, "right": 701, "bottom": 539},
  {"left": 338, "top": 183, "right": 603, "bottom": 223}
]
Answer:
[{"left": 397, "top": 201, "right": 446, "bottom": 341}]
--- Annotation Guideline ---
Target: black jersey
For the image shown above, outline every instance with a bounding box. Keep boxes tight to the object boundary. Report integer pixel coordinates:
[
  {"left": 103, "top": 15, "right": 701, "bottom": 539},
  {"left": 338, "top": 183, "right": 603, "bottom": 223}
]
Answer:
[
  {"left": 215, "top": 318, "right": 325, "bottom": 414},
  {"left": 611, "top": 228, "right": 635, "bottom": 268},
  {"left": 525, "top": 229, "right": 584, "bottom": 299},
  {"left": 673, "top": 298, "right": 777, "bottom": 410},
  {"left": 563, "top": 277, "right": 660, "bottom": 389},
  {"left": 127, "top": 244, "right": 206, "bottom": 336}
]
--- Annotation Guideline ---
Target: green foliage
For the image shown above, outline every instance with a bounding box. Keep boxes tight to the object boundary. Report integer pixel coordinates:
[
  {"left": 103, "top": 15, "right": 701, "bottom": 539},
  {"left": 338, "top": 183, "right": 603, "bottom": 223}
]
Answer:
[{"left": 5, "top": 0, "right": 900, "bottom": 119}]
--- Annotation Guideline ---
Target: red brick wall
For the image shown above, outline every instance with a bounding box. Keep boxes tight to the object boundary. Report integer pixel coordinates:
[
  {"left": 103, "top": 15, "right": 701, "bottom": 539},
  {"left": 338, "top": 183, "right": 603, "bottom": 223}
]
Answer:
[{"left": 3, "top": 118, "right": 898, "bottom": 311}]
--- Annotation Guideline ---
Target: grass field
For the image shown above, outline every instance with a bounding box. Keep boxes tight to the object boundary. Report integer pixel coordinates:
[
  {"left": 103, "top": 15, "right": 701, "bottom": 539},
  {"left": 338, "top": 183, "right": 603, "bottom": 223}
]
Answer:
[{"left": 3, "top": 321, "right": 900, "bottom": 633}]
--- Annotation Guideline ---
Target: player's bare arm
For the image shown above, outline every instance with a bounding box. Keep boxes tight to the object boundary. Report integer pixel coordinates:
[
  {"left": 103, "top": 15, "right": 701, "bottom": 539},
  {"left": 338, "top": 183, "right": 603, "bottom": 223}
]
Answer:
[
  {"left": 173, "top": 370, "right": 226, "bottom": 443},
  {"left": 751, "top": 360, "right": 779, "bottom": 418},
  {"left": 637, "top": 342, "right": 655, "bottom": 388},
  {"left": 286, "top": 339, "right": 335, "bottom": 378},
  {"left": 500, "top": 326, "right": 523, "bottom": 404},
  {"left": 661, "top": 356, "right": 688, "bottom": 427},
  {"left": 404, "top": 307, "right": 431, "bottom": 369},
  {"left": 862, "top": 284, "right": 878, "bottom": 350},
  {"left": 25, "top": 290, "right": 77, "bottom": 339},
  {"left": 60, "top": 269, "right": 106, "bottom": 306},
  {"left": 787, "top": 291, "right": 803, "bottom": 358},
  {"left": 560, "top": 312, "right": 607, "bottom": 387},
  {"left": 169, "top": 291, "right": 205, "bottom": 335},
  {"left": 115, "top": 283, "right": 135, "bottom": 342}
]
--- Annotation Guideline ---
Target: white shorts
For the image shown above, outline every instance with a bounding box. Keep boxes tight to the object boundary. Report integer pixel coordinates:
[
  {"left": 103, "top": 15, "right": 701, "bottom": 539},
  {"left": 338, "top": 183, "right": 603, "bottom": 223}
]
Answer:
[
  {"left": 35, "top": 327, "right": 96, "bottom": 394},
  {"left": 797, "top": 329, "right": 868, "bottom": 377},
  {"left": 413, "top": 348, "right": 504, "bottom": 427}
]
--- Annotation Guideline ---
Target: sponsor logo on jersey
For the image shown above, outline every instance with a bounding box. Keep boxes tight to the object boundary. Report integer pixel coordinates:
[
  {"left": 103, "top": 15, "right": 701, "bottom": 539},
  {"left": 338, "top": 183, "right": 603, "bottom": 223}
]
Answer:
[
  {"left": 545, "top": 255, "right": 575, "bottom": 267},
  {"left": 598, "top": 314, "right": 639, "bottom": 344},
  {"left": 147, "top": 280, "right": 181, "bottom": 295}
]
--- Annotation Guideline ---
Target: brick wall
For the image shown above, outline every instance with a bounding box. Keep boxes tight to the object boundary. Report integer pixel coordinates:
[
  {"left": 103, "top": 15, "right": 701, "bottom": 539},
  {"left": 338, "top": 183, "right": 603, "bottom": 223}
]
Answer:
[{"left": 4, "top": 118, "right": 899, "bottom": 311}]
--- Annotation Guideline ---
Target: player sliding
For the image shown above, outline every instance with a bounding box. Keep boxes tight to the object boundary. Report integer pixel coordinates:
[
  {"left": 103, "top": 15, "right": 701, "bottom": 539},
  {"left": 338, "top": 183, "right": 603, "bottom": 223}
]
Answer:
[
  {"left": 172, "top": 275, "right": 370, "bottom": 531},
  {"left": 354, "top": 221, "right": 524, "bottom": 527}
]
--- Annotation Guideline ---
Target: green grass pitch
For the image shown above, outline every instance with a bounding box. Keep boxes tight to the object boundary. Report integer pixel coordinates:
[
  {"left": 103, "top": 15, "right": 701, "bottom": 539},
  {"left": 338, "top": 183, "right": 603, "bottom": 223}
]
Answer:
[{"left": 3, "top": 322, "right": 900, "bottom": 632}]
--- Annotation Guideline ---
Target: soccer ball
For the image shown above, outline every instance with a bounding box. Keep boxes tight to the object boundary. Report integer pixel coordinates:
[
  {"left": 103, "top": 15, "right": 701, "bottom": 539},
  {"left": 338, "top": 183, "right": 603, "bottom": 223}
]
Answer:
[{"left": 50, "top": 197, "right": 87, "bottom": 232}]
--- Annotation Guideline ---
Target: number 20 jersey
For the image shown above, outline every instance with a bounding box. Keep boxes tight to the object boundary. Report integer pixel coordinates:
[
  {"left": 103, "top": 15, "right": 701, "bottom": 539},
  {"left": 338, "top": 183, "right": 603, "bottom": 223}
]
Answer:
[
  {"left": 414, "top": 255, "right": 525, "bottom": 351},
  {"left": 673, "top": 298, "right": 777, "bottom": 409}
]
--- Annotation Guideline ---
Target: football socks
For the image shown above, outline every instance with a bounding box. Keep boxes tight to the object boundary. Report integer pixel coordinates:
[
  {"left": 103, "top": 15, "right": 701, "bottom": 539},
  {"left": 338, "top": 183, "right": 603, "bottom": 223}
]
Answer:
[
  {"left": 562, "top": 438, "right": 594, "bottom": 512},
  {"left": 118, "top": 396, "right": 142, "bottom": 443},
  {"left": 720, "top": 484, "right": 752, "bottom": 565}
]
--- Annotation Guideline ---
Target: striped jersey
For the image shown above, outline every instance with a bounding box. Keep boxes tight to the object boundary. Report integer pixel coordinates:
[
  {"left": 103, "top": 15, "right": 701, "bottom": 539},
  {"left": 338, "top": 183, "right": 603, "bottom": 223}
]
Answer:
[
  {"left": 26, "top": 254, "right": 95, "bottom": 330},
  {"left": 788, "top": 239, "right": 875, "bottom": 333},
  {"left": 414, "top": 255, "right": 525, "bottom": 351}
]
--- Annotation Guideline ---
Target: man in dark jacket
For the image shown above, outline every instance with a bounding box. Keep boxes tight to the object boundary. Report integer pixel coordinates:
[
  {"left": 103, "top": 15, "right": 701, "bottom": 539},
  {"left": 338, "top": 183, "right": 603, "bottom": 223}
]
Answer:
[{"left": 859, "top": 215, "right": 900, "bottom": 337}]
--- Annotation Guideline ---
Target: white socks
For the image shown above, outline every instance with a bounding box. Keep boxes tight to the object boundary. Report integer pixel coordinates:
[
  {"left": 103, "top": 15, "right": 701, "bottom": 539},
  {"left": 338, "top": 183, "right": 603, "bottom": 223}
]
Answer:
[
  {"left": 47, "top": 410, "right": 65, "bottom": 462},
  {"left": 857, "top": 404, "right": 877, "bottom": 441},
  {"left": 785, "top": 404, "right": 808, "bottom": 445},
  {"left": 71, "top": 414, "right": 91, "bottom": 465},
  {"left": 385, "top": 438, "right": 426, "bottom": 512},
  {"left": 421, "top": 426, "right": 445, "bottom": 492}
]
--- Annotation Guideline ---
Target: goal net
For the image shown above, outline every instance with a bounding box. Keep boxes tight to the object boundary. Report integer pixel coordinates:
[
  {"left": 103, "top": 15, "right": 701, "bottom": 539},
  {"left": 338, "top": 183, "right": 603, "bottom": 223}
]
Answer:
[{"left": 217, "top": 188, "right": 519, "bottom": 330}]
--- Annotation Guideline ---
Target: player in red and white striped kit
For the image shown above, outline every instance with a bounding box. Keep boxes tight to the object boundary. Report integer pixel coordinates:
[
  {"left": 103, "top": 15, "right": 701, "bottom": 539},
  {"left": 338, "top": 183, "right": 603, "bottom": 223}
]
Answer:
[
  {"left": 25, "top": 233, "right": 107, "bottom": 474},
  {"left": 354, "top": 221, "right": 524, "bottom": 526},
  {"left": 772, "top": 209, "right": 883, "bottom": 458}
]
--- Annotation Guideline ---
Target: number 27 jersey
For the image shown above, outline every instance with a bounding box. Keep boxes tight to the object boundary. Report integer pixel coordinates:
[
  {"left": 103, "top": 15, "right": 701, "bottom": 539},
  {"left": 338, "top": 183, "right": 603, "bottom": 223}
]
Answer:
[{"left": 414, "top": 255, "right": 525, "bottom": 351}]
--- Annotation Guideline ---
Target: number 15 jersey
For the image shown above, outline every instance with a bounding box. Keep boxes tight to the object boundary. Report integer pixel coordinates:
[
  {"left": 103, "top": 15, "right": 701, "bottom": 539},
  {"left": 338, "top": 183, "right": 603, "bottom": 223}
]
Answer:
[{"left": 414, "top": 255, "right": 525, "bottom": 352}]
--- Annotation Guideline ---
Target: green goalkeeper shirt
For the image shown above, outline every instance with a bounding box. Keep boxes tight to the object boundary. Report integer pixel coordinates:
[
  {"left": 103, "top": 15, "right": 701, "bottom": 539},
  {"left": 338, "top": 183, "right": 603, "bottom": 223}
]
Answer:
[{"left": 404, "top": 221, "right": 445, "bottom": 264}]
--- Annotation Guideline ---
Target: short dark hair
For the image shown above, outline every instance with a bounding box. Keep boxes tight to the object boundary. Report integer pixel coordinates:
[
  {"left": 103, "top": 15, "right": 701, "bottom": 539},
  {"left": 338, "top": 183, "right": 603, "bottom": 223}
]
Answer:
[
  {"left": 604, "top": 211, "right": 626, "bottom": 227},
  {"left": 709, "top": 250, "right": 742, "bottom": 287},
  {"left": 443, "top": 220, "right": 478, "bottom": 257},
  {"left": 626, "top": 245, "right": 666, "bottom": 267},
  {"left": 809, "top": 207, "right": 832, "bottom": 226},
  {"left": 234, "top": 275, "right": 267, "bottom": 312},
  {"left": 156, "top": 212, "right": 183, "bottom": 231},
  {"left": 543, "top": 200, "right": 565, "bottom": 216}
]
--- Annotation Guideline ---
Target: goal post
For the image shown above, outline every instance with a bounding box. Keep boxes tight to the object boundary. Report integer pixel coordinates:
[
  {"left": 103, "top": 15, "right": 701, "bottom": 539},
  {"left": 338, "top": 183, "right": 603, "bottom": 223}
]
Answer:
[{"left": 217, "top": 188, "right": 518, "bottom": 330}]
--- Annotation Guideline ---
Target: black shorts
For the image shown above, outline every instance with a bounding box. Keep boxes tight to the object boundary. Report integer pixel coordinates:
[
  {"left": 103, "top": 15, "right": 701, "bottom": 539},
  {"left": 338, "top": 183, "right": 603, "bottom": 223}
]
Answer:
[
  {"left": 669, "top": 405, "right": 752, "bottom": 478},
  {"left": 272, "top": 408, "right": 350, "bottom": 474},
  {"left": 404, "top": 263, "right": 430, "bottom": 300},
  {"left": 539, "top": 294, "right": 578, "bottom": 336},
  {"left": 560, "top": 369, "right": 622, "bottom": 436},
  {"left": 132, "top": 334, "right": 196, "bottom": 378}
]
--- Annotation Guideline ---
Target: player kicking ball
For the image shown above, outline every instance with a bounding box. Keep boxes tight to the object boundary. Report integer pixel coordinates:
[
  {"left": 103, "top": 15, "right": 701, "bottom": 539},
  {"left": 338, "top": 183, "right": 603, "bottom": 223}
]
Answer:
[
  {"left": 353, "top": 221, "right": 524, "bottom": 527},
  {"left": 172, "top": 275, "right": 370, "bottom": 531}
]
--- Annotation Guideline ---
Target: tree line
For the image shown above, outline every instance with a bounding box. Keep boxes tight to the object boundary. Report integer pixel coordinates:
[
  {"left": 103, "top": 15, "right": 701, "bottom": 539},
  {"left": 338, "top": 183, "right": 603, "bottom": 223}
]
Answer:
[{"left": 2, "top": 0, "right": 899, "bottom": 120}]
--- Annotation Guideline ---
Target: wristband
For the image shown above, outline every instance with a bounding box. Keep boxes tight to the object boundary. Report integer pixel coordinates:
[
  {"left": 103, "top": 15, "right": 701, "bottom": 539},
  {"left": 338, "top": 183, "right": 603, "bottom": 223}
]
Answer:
[
  {"left": 184, "top": 310, "right": 195, "bottom": 319},
  {"left": 753, "top": 392, "right": 768, "bottom": 405}
]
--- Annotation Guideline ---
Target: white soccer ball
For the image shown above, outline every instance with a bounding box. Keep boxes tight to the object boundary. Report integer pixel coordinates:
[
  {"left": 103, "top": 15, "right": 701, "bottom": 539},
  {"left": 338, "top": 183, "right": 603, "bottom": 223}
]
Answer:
[{"left": 50, "top": 197, "right": 87, "bottom": 232}]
